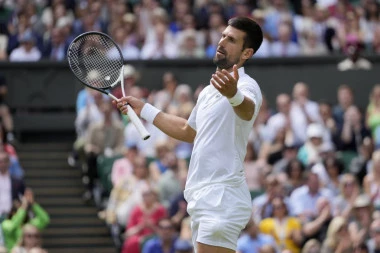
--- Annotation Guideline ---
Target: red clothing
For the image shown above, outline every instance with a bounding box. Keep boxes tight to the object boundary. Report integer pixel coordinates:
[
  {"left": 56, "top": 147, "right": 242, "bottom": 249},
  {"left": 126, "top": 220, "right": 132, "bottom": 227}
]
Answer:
[
  {"left": 122, "top": 204, "right": 167, "bottom": 253},
  {"left": 4, "top": 144, "right": 17, "bottom": 158}
]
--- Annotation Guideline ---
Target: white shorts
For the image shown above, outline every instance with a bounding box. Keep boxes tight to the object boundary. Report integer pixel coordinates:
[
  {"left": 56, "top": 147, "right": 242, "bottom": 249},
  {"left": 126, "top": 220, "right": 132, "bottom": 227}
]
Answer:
[{"left": 185, "top": 183, "right": 252, "bottom": 252}]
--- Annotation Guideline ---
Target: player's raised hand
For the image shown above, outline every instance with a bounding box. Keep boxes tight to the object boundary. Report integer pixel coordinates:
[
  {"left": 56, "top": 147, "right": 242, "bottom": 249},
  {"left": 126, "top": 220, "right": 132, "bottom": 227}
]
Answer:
[
  {"left": 114, "top": 96, "right": 145, "bottom": 116},
  {"left": 211, "top": 64, "right": 239, "bottom": 98}
]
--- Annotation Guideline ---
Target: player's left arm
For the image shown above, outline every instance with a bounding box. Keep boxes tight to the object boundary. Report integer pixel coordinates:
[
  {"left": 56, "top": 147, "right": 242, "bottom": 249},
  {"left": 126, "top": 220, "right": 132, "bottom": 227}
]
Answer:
[{"left": 211, "top": 64, "right": 255, "bottom": 121}]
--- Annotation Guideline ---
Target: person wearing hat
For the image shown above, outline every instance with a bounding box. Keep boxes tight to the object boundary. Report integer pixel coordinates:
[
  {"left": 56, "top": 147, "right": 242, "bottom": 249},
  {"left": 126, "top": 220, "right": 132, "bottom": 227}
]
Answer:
[
  {"left": 297, "top": 123, "right": 326, "bottom": 166},
  {"left": 349, "top": 194, "right": 373, "bottom": 248},
  {"left": 9, "top": 30, "right": 41, "bottom": 62}
]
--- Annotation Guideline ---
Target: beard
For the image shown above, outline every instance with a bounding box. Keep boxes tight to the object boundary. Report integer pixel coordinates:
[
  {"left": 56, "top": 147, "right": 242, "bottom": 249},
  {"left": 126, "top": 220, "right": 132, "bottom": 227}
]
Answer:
[{"left": 213, "top": 48, "right": 239, "bottom": 70}]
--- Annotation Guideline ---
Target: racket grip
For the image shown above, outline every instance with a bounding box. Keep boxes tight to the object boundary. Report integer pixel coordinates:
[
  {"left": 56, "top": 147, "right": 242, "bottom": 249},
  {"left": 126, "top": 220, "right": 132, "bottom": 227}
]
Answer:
[{"left": 126, "top": 104, "right": 151, "bottom": 140}]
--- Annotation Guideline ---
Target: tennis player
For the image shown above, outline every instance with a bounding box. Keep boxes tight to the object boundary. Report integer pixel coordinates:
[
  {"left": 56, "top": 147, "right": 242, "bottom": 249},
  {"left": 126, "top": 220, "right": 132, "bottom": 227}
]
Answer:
[{"left": 116, "top": 16, "right": 263, "bottom": 253}]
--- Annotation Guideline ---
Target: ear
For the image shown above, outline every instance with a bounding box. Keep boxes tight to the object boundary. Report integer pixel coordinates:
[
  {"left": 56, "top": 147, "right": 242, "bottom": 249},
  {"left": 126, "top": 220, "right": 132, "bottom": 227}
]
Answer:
[{"left": 242, "top": 48, "right": 254, "bottom": 60}]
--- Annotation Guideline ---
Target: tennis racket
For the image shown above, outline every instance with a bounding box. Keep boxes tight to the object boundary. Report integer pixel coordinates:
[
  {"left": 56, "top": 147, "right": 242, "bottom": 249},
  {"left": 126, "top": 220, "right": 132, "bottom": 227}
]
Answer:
[{"left": 67, "top": 31, "right": 150, "bottom": 140}]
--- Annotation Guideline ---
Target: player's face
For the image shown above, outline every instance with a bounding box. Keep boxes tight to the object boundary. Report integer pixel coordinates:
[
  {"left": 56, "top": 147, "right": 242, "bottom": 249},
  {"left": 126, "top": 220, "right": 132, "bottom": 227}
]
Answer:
[{"left": 213, "top": 26, "right": 251, "bottom": 71}]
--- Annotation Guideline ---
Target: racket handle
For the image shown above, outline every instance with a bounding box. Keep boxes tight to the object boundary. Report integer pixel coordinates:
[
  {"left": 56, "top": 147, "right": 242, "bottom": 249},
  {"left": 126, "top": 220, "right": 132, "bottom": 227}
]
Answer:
[{"left": 126, "top": 104, "right": 151, "bottom": 140}]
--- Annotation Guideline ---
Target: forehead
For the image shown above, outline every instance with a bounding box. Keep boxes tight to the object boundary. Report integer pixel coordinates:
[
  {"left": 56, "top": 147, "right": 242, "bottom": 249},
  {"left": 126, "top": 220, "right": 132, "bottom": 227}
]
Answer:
[{"left": 222, "top": 26, "right": 246, "bottom": 41}]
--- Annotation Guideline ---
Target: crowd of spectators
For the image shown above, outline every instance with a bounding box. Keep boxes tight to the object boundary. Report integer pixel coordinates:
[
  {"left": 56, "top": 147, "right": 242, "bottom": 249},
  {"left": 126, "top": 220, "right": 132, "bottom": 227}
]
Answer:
[
  {"left": 1, "top": 0, "right": 380, "bottom": 62},
  {"left": 69, "top": 63, "right": 380, "bottom": 253},
  {"left": 0, "top": 74, "right": 50, "bottom": 253}
]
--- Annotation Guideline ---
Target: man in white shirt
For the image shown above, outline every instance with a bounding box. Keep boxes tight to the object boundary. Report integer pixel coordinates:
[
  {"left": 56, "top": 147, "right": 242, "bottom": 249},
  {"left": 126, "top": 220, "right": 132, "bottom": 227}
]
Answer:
[
  {"left": 116, "top": 17, "right": 264, "bottom": 253},
  {"left": 290, "top": 82, "right": 322, "bottom": 145},
  {"left": 9, "top": 30, "right": 41, "bottom": 62},
  {"left": 289, "top": 172, "right": 333, "bottom": 223}
]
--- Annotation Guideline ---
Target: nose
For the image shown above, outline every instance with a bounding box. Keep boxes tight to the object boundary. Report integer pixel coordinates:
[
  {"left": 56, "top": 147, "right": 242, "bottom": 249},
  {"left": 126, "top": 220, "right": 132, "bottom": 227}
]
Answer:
[{"left": 218, "top": 36, "right": 227, "bottom": 47}]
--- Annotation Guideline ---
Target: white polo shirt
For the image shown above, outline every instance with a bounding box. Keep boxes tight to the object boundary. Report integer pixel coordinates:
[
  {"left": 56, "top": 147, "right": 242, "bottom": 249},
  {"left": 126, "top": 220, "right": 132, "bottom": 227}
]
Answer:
[{"left": 185, "top": 67, "right": 262, "bottom": 194}]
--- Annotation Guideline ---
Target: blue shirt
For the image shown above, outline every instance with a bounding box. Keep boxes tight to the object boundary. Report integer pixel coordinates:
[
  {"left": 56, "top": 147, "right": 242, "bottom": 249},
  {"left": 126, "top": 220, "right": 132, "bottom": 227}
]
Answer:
[
  {"left": 142, "top": 236, "right": 177, "bottom": 253},
  {"left": 237, "top": 233, "right": 276, "bottom": 253}
]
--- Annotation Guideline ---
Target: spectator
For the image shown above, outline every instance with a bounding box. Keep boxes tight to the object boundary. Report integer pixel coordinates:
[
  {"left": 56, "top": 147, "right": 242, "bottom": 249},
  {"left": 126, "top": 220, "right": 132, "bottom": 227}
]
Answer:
[
  {"left": 280, "top": 158, "right": 306, "bottom": 196},
  {"left": 337, "top": 41, "right": 372, "bottom": 71},
  {"left": 104, "top": 155, "right": 152, "bottom": 228},
  {"left": 110, "top": 146, "right": 138, "bottom": 187},
  {"left": 141, "top": 218, "right": 178, "bottom": 253},
  {"left": 300, "top": 30, "right": 328, "bottom": 56},
  {"left": 122, "top": 187, "right": 167, "bottom": 253},
  {"left": 333, "top": 85, "right": 355, "bottom": 132},
  {"left": 301, "top": 239, "right": 321, "bottom": 253},
  {"left": 290, "top": 82, "right": 322, "bottom": 145},
  {"left": 349, "top": 194, "right": 373, "bottom": 247},
  {"left": 9, "top": 30, "right": 41, "bottom": 62},
  {"left": 366, "top": 85, "right": 380, "bottom": 148},
  {"left": 252, "top": 174, "right": 289, "bottom": 223},
  {"left": 289, "top": 172, "right": 333, "bottom": 223},
  {"left": 177, "top": 30, "right": 205, "bottom": 59},
  {"left": 140, "top": 22, "right": 178, "bottom": 59},
  {"left": 2, "top": 189, "right": 49, "bottom": 252},
  {"left": 107, "top": 25, "right": 140, "bottom": 60},
  {"left": 263, "top": 94, "right": 295, "bottom": 158},
  {"left": 363, "top": 150, "right": 380, "bottom": 207},
  {"left": 83, "top": 99, "right": 124, "bottom": 201},
  {"left": 263, "top": 0, "right": 294, "bottom": 41},
  {"left": 244, "top": 141, "right": 267, "bottom": 194},
  {"left": 301, "top": 197, "right": 333, "bottom": 245},
  {"left": 318, "top": 101, "right": 338, "bottom": 145},
  {"left": 42, "top": 26, "right": 68, "bottom": 61},
  {"left": 259, "top": 244, "right": 277, "bottom": 253},
  {"left": 271, "top": 22, "right": 300, "bottom": 57},
  {"left": 332, "top": 173, "right": 360, "bottom": 218},
  {"left": 0, "top": 151, "right": 25, "bottom": 218},
  {"left": 174, "top": 239, "right": 193, "bottom": 253},
  {"left": 148, "top": 140, "right": 171, "bottom": 183},
  {"left": 350, "top": 137, "right": 374, "bottom": 186},
  {"left": 237, "top": 218, "right": 277, "bottom": 253},
  {"left": 321, "top": 216, "right": 354, "bottom": 253},
  {"left": 0, "top": 74, "right": 15, "bottom": 144},
  {"left": 366, "top": 219, "right": 380, "bottom": 253},
  {"left": 340, "top": 105, "right": 371, "bottom": 152},
  {"left": 157, "top": 151, "right": 183, "bottom": 209},
  {"left": 297, "top": 123, "right": 326, "bottom": 166},
  {"left": 0, "top": 122, "right": 23, "bottom": 179},
  {"left": 10, "top": 224, "right": 43, "bottom": 253},
  {"left": 259, "top": 196, "right": 303, "bottom": 253}
]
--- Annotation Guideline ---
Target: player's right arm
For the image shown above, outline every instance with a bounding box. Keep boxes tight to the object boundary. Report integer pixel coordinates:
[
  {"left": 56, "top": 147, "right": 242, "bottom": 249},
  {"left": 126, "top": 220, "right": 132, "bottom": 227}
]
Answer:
[
  {"left": 152, "top": 111, "right": 196, "bottom": 143},
  {"left": 115, "top": 97, "right": 196, "bottom": 143}
]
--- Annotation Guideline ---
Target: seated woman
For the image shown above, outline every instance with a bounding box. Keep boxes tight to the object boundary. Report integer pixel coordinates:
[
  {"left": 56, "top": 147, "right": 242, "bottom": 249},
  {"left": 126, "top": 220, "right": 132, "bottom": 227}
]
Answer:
[
  {"left": 121, "top": 187, "right": 167, "bottom": 253},
  {"left": 259, "top": 196, "right": 303, "bottom": 253},
  {"left": 321, "top": 216, "right": 354, "bottom": 253}
]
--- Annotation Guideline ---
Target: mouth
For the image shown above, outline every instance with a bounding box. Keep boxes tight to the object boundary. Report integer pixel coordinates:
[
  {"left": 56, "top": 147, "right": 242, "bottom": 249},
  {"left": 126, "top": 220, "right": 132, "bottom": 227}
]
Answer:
[{"left": 216, "top": 48, "right": 226, "bottom": 55}]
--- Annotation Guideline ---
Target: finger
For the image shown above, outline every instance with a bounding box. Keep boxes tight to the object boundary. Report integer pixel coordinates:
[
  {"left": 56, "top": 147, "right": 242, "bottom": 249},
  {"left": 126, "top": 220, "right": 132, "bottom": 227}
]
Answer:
[
  {"left": 233, "top": 64, "right": 239, "bottom": 80},
  {"left": 215, "top": 71, "right": 229, "bottom": 82},
  {"left": 211, "top": 74, "right": 225, "bottom": 86},
  {"left": 210, "top": 78, "right": 221, "bottom": 89},
  {"left": 221, "top": 69, "right": 233, "bottom": 82}
]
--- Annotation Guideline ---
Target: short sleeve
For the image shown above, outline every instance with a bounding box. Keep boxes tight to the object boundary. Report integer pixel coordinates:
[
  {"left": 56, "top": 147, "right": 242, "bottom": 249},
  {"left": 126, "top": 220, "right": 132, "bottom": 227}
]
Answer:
[
  {"left": 239, "top": 81, "right": 262, "bottom": 118},
  {"left": 187, "top": 102, "right": 198, "bottom": 131}
]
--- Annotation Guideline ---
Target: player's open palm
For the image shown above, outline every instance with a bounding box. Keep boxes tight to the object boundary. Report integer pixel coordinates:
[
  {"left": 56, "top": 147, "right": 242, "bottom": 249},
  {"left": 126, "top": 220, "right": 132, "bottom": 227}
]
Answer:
[
  {"left": 115, "top": 96, "right": 145, "bottom": 116},
  {"left": 211, "top": 64, "right": 239, "bottom": 98}
]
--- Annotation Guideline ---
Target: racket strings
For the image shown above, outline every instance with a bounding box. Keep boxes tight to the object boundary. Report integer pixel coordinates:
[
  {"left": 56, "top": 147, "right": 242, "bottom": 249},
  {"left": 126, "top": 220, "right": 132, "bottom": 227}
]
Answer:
[{"left": 68, "top": 34, "right": 123, "bottom": 89}]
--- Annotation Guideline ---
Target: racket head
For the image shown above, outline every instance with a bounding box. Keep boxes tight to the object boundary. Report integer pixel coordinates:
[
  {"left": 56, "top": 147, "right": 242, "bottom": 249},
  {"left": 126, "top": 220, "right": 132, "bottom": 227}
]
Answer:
[{"left": 67, "top": 31, "right": 124, "bottom": 91}]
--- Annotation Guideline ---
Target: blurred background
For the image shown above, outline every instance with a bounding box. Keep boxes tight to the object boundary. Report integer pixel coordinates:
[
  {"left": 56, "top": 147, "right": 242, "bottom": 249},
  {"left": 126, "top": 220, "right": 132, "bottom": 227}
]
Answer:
[{"left": 0, "top": 0, "right": 380, "bottom": 253}]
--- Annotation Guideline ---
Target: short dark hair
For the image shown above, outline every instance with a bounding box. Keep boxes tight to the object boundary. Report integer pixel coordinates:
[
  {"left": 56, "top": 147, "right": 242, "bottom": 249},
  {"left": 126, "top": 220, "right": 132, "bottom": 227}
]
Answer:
[{"left": 228, "top": 16, "right": 263, "bottom": 55}]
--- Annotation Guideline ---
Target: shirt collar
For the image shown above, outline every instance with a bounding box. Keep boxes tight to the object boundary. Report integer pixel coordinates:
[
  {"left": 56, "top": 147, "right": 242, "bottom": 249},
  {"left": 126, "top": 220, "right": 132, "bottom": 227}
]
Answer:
[{"left": 228, "top": 66, "right": 245, "bottom": 77}]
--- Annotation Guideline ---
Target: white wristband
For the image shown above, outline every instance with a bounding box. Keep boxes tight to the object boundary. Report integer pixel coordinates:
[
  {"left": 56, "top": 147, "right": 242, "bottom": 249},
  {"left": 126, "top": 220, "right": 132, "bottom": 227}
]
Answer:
[
  {"left": 140, "top": 103, "right": 161, "bottom": 124},
  {"left": 228, "top": 89, "right": 244, "bottom": 107}
]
